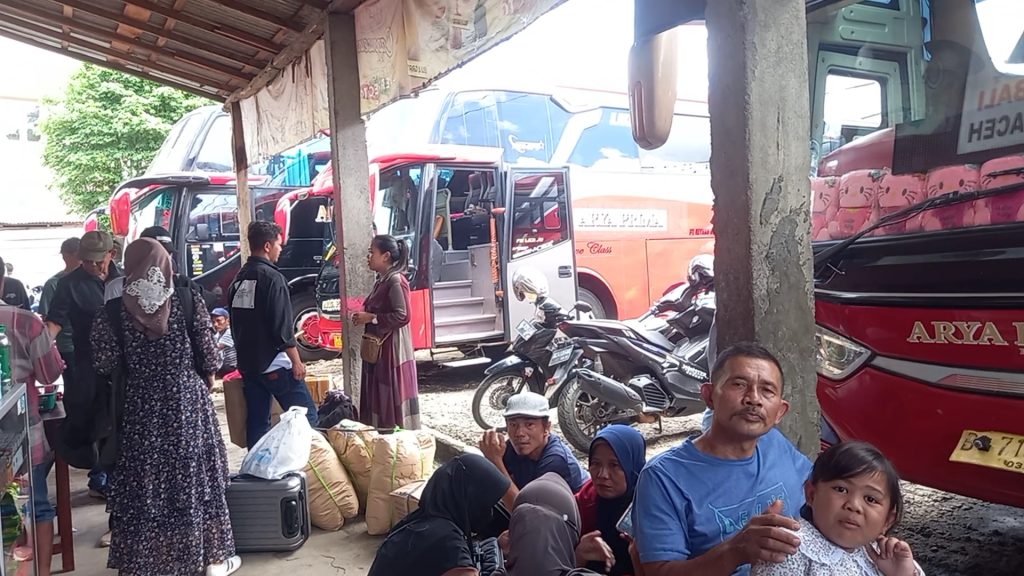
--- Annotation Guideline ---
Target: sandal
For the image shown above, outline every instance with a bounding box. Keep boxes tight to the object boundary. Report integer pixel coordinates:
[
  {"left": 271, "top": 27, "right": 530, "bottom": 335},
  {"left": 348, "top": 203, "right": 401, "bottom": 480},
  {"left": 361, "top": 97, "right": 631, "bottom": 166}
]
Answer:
[{"left": 206, "top": 555, "right": 242, "bottom": 576}]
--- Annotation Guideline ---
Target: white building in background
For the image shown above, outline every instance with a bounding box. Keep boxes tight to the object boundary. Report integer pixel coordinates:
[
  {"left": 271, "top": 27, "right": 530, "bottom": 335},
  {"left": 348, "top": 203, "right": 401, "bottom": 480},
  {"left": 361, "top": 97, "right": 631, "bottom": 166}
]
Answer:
[{"left": 0, "top": 37, "right": 82, "bottom": 288}]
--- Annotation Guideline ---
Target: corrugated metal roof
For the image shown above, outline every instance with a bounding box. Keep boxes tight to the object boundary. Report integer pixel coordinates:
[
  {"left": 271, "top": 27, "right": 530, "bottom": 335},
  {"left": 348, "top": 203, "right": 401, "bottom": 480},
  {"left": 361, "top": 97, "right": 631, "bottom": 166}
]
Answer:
[{"left": 0, "top": 0, "right": 340, "bottom": 102}]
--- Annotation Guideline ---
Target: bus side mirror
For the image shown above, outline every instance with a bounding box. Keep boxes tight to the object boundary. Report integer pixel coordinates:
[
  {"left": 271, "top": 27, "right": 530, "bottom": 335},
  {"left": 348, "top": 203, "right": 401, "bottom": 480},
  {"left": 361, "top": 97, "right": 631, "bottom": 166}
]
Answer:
[{"left": 628, "top": 28, "right": 680, "bottom": 150}]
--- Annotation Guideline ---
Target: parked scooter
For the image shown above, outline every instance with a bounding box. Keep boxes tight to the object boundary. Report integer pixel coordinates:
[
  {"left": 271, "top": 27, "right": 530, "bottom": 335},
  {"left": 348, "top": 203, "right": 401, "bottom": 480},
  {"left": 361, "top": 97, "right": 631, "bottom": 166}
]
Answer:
[
  {"left": 471, "top": 267, "right": 591, "bottom": 430},
  {"left": 555, "top": 255, "right": 716, "bottom": 451}
]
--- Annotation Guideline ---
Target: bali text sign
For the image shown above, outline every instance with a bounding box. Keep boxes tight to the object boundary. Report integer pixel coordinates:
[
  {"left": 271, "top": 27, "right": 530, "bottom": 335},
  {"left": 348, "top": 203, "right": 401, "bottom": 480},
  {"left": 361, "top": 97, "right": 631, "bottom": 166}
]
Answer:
[{"left": 958, "top": 50, "right": 1024, "bottom": 154}]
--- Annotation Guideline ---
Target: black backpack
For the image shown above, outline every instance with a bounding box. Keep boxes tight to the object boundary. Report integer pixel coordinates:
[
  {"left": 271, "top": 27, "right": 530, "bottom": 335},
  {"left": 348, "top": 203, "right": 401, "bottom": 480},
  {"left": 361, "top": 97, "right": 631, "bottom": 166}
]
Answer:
[{"left": 315, "top": 389, "right": 358, "bottom": 428}]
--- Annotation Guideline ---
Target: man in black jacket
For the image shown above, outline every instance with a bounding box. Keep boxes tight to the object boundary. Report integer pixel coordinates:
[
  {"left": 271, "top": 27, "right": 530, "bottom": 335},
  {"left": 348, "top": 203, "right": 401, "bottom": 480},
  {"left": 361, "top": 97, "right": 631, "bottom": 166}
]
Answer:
[{"left": 229, "top": 221, "right": 317, "bottom": 448}]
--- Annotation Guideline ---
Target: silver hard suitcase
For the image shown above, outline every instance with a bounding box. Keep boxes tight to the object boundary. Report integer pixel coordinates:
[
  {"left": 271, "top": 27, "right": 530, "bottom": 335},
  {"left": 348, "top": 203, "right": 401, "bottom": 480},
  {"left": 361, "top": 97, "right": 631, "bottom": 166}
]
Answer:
[{"left": 226, "top": 471, "right": 310, "bottom": 552}]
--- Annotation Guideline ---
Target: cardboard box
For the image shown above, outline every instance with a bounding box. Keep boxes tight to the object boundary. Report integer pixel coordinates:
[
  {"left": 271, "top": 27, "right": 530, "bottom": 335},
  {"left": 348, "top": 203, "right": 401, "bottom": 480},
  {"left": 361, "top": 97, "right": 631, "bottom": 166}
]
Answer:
[
  {"left": 389, "top": 479, "right": 427, "bottom": 524},
  {"left": 305, "top": 375, "right": 333, "bottom": 406},
  {"left": 223, "top": 376, "right": 283, "bottom": 449}
]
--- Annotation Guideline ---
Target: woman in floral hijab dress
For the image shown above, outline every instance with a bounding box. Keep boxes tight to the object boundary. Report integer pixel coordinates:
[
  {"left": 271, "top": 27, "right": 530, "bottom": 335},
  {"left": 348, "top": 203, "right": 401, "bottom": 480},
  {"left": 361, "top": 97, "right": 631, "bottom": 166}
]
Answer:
[{"left": 92, "top": 238, "right": 240, "bottom": 576}]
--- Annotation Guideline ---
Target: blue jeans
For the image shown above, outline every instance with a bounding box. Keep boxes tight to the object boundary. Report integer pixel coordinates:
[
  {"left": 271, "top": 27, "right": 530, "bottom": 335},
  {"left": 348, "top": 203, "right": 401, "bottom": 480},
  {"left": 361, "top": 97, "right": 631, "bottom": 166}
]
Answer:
[
  {"left": 243, "top": 368, "right": 317, "bottom": 449},
  {"left": 31, "top": 458, "right": 55, "bottom": 524},
  {"left": 88, "top": 465, "right": 108, "bottom": 494}
]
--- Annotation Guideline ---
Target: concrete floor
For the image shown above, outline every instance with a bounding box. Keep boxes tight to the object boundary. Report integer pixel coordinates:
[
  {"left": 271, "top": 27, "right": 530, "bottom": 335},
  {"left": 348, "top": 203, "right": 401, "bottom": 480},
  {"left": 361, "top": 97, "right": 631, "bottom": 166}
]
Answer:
[{"left": 46, "top": 394, "right": 382, "bottom": 576}]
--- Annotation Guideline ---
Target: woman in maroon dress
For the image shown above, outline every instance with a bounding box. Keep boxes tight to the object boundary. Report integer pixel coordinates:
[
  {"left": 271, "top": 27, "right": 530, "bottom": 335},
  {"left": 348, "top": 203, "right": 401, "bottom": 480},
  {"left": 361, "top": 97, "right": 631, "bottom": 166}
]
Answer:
[{"left": 352, "top": 235, "right": 421, "bottom": 430}]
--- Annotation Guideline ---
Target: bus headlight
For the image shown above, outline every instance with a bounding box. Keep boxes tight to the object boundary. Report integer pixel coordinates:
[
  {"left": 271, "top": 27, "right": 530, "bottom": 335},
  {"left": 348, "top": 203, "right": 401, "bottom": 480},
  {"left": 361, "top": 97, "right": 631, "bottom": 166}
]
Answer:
[{"left": 815, "top": 326, "right": 871, "bottom": 381}]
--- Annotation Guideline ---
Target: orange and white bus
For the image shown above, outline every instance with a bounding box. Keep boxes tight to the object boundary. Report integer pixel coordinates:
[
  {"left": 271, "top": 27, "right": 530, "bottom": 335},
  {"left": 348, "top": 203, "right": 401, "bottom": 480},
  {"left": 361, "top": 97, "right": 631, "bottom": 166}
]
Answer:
[{"left": 308, "top": 85, "right": 716, "bottom": 353}]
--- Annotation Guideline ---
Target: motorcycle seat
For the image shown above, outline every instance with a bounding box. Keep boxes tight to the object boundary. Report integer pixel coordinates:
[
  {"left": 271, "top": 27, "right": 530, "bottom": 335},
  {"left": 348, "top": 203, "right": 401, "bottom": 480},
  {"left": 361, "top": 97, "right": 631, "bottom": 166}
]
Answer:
[
  {"left": 567, "top": 318, "right": 675, "bottom": 352},
  {"left": 624, "top": 320, "right": 676, "bottom": 351}
]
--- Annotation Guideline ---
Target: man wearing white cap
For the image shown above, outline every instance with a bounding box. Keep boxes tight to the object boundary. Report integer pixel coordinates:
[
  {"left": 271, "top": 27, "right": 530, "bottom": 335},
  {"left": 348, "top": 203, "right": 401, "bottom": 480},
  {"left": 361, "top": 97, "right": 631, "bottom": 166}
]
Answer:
[{"left": 479, "top": 390, "right": 589, "bottom": 509}]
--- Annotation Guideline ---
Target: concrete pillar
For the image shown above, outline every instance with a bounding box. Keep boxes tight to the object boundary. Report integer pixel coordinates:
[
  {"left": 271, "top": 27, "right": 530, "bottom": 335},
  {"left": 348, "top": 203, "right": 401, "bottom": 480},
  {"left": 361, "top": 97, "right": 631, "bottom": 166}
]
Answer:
[
  {"left": 229, "top": 101, "right": 252, "bottom": 260},
  {"left": 324, "top": 11, "right": 375, "bottom": 406},
  {"left": 705, "top": 0, "right": 819, "bottom": 454}
]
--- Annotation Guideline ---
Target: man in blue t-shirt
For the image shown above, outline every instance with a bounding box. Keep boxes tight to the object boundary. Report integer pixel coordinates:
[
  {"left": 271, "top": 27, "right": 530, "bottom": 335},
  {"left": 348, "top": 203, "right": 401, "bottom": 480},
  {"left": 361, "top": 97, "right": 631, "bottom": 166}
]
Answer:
[
  {"left": 632, "top": 342, "right": 812, "bottom": 576},
  {"left": 479, "top": 390, "right": 589, "bottom": 510}
]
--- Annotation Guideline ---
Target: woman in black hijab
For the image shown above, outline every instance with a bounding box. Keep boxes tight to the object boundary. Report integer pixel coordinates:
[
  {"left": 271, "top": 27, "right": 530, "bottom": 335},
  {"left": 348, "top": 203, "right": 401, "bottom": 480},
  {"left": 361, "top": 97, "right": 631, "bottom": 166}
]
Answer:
[{"left": 368, "top": 453, "right": 511, "bottom": 576}]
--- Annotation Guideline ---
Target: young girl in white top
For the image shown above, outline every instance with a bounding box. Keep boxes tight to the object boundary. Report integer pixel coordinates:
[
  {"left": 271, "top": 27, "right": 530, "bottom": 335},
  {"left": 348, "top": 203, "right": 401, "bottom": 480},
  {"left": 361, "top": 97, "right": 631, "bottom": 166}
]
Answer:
[{"left": 752, "top": 441, "right": 922, "bottom": 576}]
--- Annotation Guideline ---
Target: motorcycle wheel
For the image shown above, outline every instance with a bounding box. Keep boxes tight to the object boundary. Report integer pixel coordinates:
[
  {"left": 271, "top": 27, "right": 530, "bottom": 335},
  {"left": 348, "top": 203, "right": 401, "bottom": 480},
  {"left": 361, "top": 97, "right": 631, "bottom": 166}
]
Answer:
[
  {"left": 557, "top": 378, "right": 613, "bottom": 453},
  {"left": 472, "top": 369, "right": 529, "bottom": 430}
]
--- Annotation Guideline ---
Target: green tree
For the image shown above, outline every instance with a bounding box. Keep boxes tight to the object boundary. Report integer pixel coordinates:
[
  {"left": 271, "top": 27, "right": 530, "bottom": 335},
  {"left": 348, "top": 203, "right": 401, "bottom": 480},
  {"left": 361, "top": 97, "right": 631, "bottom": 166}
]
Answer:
[{"left": 40, "top": 64, "right": 211, "bottom": 214}]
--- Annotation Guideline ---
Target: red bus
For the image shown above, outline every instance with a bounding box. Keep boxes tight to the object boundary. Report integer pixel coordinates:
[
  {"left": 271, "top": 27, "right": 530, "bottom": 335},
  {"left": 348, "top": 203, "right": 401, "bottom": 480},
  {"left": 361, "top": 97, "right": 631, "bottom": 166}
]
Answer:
[{"left": 632, "top": 0, "right": 1024, "bottom": 507}]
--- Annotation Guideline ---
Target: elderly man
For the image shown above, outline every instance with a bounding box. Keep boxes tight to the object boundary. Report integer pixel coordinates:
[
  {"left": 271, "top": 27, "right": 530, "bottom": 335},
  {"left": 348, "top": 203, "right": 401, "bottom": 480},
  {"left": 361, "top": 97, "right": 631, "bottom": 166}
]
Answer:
[
  {"left": 631, "top": 342, "right": 812, "bottom": 576},
  {"left": 45, "top": 230, "right": 122, "bottom": 546},
  {"left": 479, "top": 390, "right": 589, "bottom": 510}
]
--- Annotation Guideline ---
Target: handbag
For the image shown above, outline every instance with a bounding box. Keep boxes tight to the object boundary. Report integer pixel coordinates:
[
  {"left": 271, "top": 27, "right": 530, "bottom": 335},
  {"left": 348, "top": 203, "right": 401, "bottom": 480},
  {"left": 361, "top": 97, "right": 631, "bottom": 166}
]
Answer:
[{"left": 360, "top": 332, "right": 387, "bottom": 364}]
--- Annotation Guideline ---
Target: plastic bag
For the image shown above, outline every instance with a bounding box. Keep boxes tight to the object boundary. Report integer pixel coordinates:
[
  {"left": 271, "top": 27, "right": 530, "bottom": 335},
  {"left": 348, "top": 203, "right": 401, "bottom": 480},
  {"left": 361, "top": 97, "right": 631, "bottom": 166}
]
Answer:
[{"left": 241, "top": 406, "right": 313, "bottom": 480}]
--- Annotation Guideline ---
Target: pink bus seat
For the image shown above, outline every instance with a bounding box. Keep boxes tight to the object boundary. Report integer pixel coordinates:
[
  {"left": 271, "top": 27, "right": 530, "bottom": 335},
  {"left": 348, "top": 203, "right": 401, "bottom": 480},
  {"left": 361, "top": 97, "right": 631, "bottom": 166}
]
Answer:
[
  {"left": 875, "top": 173, "right": 926, "bottom": 236},
  {"left": 828, "top": 169, "right": 884, "bottom": 239},
  {"left": 975, "top": 155, "right": 1024, "bottom": 225},
  {"left": 811, "top": 176, "right": 840, "bottom": 240},
  {"left": 918, "top": 164, "right": 979, "bottom": 231}
]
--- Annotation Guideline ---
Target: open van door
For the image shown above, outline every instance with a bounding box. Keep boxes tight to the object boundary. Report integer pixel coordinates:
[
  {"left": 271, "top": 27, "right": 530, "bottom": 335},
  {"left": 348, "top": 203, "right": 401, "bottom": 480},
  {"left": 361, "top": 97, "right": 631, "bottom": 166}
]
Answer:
[{"left": 502, "top": 167, "right": 578, "bottom": 334}]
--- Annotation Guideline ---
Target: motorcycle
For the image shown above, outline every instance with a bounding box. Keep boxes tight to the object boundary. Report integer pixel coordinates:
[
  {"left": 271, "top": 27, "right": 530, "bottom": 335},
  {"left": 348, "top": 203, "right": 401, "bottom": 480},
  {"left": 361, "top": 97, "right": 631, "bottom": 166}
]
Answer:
[
  {"left": 555, "top": 255, "right": 716, "bottom": 451},
  {"left": 471, "top": 267, "right": 592, "bottom": 431}
]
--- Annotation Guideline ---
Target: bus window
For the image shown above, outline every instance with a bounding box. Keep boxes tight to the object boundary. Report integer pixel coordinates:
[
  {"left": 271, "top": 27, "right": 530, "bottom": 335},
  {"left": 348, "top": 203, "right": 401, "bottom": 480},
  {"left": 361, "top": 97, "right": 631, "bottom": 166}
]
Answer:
[
  {"left": 639, "top": 114, "right": 712, "bottom": 168},
  {"left": 569, "top": 109, "right": 641, "bottom": 167},
  {"left": 495, "top": 91, "right": 571, "bottom": 165},
  {"left": 147, "top": 113, "right": 205, "bottom": 174},
  {"left": 288, "top": 197, "right": 331, "bottom": 240},
  {"left": 822, "top": 73, "right": 884, "bottom": 153},
  {"left": 128, "top": 188, "right": 176, "bottom": 242},
  {"left": 193, "top": 115, "right": 233, "bottom": 172},
  {"left": 509, "top": 172, "right": 570, "bottom": 259},
  {"left": 185, "top": 192, "right": 239, "bottom": 278},
  {"left": 439, "top": 91, "right": 501, "bottom": 149}
]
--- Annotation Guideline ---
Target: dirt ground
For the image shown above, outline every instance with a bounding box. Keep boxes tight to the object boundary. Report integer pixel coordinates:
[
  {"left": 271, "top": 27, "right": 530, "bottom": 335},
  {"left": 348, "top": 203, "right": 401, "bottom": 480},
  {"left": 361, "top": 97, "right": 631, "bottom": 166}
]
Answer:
[{"left": 408, "top": 362, "right": 1024, "bottom": 576}]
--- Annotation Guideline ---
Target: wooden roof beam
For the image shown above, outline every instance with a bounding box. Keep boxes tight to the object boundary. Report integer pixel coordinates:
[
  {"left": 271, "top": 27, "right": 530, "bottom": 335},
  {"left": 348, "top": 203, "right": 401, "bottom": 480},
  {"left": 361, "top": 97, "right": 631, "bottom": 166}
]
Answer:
[
  {"left": 0, "top": 15, "right": 237, "bottom": 93},
  {"left": 0, "top": 27, "right": 227, "bottom": 100},
  {"left": 120, "top": 0, "right": 285, "bottom": 53},
  {"left": 206, "top": 0, "right": 305, "bottom": 33},
  {"left": 0, "top": 1, "right": 253, "bottom": 82},
  {"left": 56, "top": 0, "right": 267, "bottom": 69}
]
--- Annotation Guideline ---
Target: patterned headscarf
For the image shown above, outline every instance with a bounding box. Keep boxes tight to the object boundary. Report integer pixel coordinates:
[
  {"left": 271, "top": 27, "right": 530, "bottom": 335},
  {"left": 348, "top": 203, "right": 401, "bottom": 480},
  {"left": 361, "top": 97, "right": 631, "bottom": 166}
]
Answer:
[{"left": 122, "top": 238, "right": 174, "bottom": 340}]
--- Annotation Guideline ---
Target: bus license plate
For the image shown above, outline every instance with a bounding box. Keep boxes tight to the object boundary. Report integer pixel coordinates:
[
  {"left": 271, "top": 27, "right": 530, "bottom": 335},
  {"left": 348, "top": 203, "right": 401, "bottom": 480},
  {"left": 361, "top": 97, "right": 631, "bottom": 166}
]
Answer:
[
  {"left": 516, "top": 320, "right": 537, "bottom": 341},
  {"left": 949, "top": 430, "right": 1024, "bottom": 474},
  {"left": 550, "top": 346, "right": 573, "bottom": 366}
]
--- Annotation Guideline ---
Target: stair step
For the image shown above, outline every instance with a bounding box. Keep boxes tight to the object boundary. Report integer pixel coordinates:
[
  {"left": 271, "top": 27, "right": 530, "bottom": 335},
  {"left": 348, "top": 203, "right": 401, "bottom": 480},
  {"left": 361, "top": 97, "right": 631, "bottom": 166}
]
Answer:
[
  {"left": 433, "top": 280, "right": 473, "bottom": 299},
  {"left": 435, "top": 329, "right": 507, "bottom": 347},
  {"left": 434, "top": 296, "right": 485, "bottom": 317},
  {"left": 444, "top": 250, "right": 470, "bottom": 263},
  {"left": 435, "top": 313, "right": 497, "bottom": 328},
  {"left": 440, "top": 259, "right": 470, "bottom": 282}
]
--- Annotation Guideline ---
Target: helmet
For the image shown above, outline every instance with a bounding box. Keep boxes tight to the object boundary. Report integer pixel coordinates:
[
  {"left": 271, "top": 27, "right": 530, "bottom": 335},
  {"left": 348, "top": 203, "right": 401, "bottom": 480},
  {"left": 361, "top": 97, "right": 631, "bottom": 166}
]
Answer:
[
  {"left": 512, "top": 267, "right": 549, "bottom": 303},
  {"left": 687, "top": 254, "right": 714, "bottom": 286}
]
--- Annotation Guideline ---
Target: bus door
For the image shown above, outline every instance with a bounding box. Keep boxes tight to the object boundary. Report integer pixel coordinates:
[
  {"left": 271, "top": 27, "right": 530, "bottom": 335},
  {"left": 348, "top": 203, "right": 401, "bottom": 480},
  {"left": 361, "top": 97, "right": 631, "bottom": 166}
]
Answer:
[
  {"left": 175, "top": 186, "right": 241, "bottom": 306},
  {"left": 502, "top": 167, "right": 578, "bottom": 336}
]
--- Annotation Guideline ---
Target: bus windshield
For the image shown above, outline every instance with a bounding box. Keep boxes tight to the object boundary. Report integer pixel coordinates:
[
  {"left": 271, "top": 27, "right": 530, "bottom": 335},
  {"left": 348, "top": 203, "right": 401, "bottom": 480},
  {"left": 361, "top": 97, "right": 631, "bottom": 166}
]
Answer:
[{"left": 810, "top": 0, "right": 1024, "bottom": 242}]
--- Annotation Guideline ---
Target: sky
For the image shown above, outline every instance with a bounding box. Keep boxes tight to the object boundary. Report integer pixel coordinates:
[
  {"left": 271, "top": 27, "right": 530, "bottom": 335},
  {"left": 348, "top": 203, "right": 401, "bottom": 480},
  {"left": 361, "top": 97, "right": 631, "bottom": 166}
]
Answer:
[
  {"left": 0, "top": 37, "right": 80, "bottom": 101},
  {"left": 439, "top": 0, "right": 710, "bottom": 101}
]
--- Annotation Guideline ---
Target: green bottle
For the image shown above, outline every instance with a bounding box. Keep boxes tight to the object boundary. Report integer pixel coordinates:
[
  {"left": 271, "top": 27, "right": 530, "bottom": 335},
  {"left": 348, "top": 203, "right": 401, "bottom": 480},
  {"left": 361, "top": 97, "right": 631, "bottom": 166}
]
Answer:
[{"left": 0, "top": 324, "right": 11, "bottom": 390}]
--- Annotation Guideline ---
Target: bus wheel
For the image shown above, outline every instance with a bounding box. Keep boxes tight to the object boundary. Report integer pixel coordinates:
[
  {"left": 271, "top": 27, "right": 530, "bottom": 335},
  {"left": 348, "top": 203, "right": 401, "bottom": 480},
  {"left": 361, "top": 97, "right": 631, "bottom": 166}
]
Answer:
[
  {"left": 578, "top": 287, "right": 607, "bottom": 319},
  {"left": 292, "top": 291, "right": 340, "bottom": 362}
]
